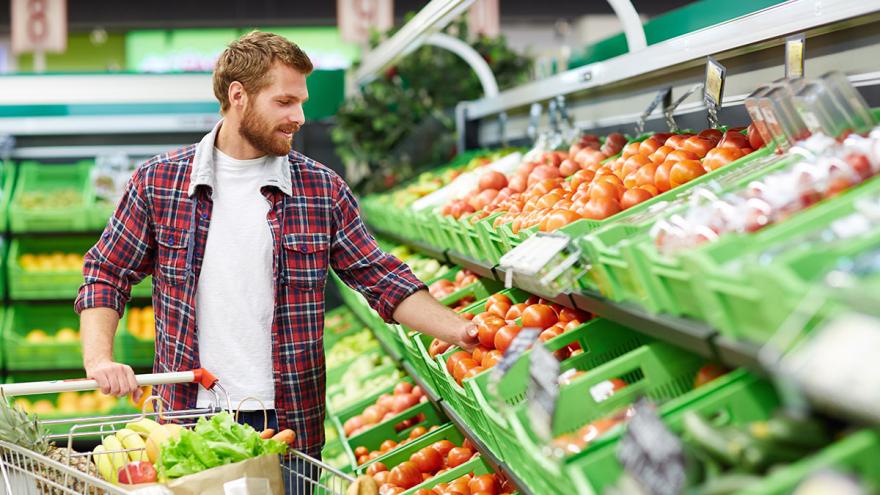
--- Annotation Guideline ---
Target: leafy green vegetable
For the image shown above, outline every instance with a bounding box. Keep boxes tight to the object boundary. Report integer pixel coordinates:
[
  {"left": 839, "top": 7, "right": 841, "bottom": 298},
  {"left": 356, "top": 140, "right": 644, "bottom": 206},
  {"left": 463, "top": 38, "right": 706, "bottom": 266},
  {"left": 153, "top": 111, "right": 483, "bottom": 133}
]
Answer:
[{"left": 156, "top": 412, "right": 288, "bottom": 481}]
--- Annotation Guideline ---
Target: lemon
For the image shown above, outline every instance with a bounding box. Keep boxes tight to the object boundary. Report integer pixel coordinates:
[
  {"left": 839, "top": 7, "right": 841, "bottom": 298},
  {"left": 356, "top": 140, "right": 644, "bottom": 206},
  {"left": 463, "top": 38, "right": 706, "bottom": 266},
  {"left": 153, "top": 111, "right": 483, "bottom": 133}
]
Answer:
[{"left": 25, "top": 329, "right": 49, "bottom": 343}]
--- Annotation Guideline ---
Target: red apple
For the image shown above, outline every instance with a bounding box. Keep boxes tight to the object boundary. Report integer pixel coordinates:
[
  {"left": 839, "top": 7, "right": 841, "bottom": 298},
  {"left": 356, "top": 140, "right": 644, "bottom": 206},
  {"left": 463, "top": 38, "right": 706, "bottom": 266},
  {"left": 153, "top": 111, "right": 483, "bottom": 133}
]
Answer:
[{"left": 118, "top": 461, "right": 158, "bottom": 485}]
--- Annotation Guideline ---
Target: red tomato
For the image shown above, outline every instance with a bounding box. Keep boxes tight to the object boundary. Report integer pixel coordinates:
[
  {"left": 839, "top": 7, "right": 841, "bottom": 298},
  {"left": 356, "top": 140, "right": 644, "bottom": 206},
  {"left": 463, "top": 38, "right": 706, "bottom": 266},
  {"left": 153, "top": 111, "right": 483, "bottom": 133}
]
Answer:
[
  {"left": 410, "top": 447, "right": 443, "bottom": 473},
  {"left": 469, "top": 474, "right": 499, "bottom": 495},
  {"left": 409, "top": 426, "right": 428, "bottom": 439},
  {"left": 634, "top": 163, "right": 658, "bottom": 187},
  {"left": 505, "top": 303, "right": 528, "bottom": 320},
  {"left": 431, "top": 440, "right": 455, "bottom": 457},
  {"left": 747, "top": 123, "right": 765, "bottom": 149},
  {"left": 640, "top": 184, "right": 660, "bottom": 196},
  {"left": 653, "top": 162, "right": 673, "bottom": 193},
  {"left": 622, "top": 153, "right": 652, "bottom": 178},
  {"left": 541, "top": 209, "right": 581, "bottom": 232},
  {"left": 447, "top": 447, "right": 473, "bottom": 468},
  {"left": 620, "top": 188, "right": 654, "bottom": 209},
  {"left": 665, "top": 149, "right": 701, "bottom": 163},
  {"left": 354, "top": 446, "right": 369, "bottom": 457},
  {"left": 638, "top": 137, "right": 663, "bottom": 156},
  {"left": 446, "top": 351, "right": 473, "bottom": 374},
  {"left": 477, "top": 319, "right": 503, "bottom": 349},
  {"left": 649, "top": 145, "right": 674, "bottom": 165},
  {"left": 621, "top": 141, "right": 641, "bottom": 158},
  {"left": 429, "top": 339, "right": 452, "bottom": 358},
  {"left": 373, "top": 471, "right": 391, "bottom": 485},
  {"left": 682, "top": 136, "right": 715, "bottom": 158},
  {"left": 521, "top": 304, "right": 559, "bottom": 329},
  {"left": 569, "top": 169, "right": 596, "bottom": 190},
  {"left": 669, "top": 160, "right": 707, "bottom": 188},
  {"left": 697, "top": 128, "right": 723, "bottom": 144},
  {"left": 367, "top": 462, "right": 388, "bottom": 476},
  {"left": 717, "top": 130, "right": 749, "bottom": 149},
  {"left": 482, "top": 349, "right": 503, "bottom": 368},
  {"left": 471, "top": 346, "right": 488, "bottom": 365},
  {"left": 380, "top": 440, "right": 398, "bottom": 452},
  {"left": 539, "top": 327, "right": 562, "bottom": 342},
  {"left": 559, "top": 159, "right": 581, "bottom": 178},
  {"left": 558, "top": 307, "right": 589, "bottom": 323},
  {"left": 664, "top": 134, "right": 694, "bottom": 149},
  {"left": 464, "top": 366, "right": 485, "bottom": 380},
  {"left": 578, "top": 197, "right": 622, "bottom": 220},
  {"left": 589, "top": 181, "right": 623, "bottom": 202},
  {"left": 389, "top": 461, "right": 422, "bottom": 489},
  {"left": 494, "top": 324, "right": 522, "bottom": 353},
  {"left": 452, "top": 358, "right": 479, "bottom": 383},
  {"left": 703, "top": 147, "right": 744, "bottom": 171}
]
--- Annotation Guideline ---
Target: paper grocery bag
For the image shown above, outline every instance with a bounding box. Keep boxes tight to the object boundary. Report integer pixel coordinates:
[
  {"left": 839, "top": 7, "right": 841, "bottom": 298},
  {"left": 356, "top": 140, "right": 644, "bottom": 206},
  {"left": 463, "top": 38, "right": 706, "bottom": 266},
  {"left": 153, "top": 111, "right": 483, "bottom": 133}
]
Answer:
[{"left": 164, "top": 454, "right": 283, "bottom": 495}]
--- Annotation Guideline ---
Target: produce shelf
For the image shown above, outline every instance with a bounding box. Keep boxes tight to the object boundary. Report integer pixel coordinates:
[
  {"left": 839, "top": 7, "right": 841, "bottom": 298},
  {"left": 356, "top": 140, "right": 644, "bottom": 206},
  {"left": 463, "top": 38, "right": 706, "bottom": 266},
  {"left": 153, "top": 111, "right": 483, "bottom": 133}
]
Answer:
[
  {"left": 349, "top": 306, "right": 535, "bottom": 495},
  {"left": 445, "top": 250, "right": 495, "bottom": 281},
  {"left": 713, "top": 335, "right": 764, "bottom": 370}
]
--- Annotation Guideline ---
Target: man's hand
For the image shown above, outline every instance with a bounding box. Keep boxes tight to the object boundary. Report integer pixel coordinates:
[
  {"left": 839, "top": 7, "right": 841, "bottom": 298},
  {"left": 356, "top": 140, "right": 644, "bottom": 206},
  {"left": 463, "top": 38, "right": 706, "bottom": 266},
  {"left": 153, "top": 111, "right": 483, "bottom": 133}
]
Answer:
[
  {"left": 454, "top": 322, "right": 480, "bottom": 351},
  {"left": 86, "top": 359, "right": 142, "bottom": 400}
]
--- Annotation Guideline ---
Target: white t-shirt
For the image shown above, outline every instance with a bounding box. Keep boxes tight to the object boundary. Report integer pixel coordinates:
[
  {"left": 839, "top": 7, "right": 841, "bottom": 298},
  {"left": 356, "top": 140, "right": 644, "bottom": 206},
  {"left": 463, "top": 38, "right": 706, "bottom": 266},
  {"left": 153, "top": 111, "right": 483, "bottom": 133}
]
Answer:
[{"left": 195, "top": 148, "right": 275, "bottom": 410}]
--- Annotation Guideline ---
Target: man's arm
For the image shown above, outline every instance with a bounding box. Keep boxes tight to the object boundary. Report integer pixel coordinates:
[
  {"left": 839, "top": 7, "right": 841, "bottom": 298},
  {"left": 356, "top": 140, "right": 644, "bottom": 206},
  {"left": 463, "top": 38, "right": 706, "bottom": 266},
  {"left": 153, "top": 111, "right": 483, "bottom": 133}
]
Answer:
[
  {"left": 329, "top": 176, "right": 476, "bottom": 348},
  {"left": 392, "top": 290, "right": 479, "bottom": 350},
  {"left": 76, "top": 168, "right": 155, "bottom": 397}
]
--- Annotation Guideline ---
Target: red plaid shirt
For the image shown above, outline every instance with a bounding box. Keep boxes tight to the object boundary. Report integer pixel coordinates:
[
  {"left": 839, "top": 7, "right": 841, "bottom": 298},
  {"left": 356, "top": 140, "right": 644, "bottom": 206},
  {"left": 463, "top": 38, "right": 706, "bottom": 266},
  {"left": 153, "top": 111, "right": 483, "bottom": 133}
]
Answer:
[{"left": 76, "top": 144, "right": 425, "bottom": 455}]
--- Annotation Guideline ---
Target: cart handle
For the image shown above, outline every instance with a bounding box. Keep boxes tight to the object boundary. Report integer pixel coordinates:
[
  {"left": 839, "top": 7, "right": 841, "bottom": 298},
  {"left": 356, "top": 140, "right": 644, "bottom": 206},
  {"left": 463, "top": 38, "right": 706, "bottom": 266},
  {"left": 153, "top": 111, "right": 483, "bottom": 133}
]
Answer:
[{"left": 0, "top": 369, "right": 219, "bottom": 397}]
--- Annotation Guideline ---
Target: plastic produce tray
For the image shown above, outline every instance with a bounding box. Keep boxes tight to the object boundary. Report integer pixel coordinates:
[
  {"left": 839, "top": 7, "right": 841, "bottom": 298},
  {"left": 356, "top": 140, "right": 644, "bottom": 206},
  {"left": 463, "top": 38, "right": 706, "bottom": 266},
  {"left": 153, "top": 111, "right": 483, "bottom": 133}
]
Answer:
[
  {"left": 9, "top": 161, "right": 95, "bottom": 233},
  {"left": 8, "top": 236, "right": 96, "bottom": 300}
]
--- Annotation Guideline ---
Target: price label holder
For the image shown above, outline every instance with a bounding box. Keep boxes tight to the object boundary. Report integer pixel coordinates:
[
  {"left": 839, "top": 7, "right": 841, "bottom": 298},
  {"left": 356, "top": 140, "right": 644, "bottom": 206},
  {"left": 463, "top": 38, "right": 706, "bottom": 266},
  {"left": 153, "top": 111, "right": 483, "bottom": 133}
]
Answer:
[
  {"left": 635, "top": 87, "right": 672, "bottom": 135},
  {"left": 498, "top": 111, "right": 509, "bottom": 147},
  {"left": 663, "top": 83, "right": 703, "bottom": 133},
  {"left": 704, "top": 56, "right": 727, "bottom": 129},
  {"left": 488, "top": 327, "right": 541, "bottom": 408},
  {"left": 785, "top": 33, "right": 806, "bottom": 80},
  {"left": 526, "top": 103, "right": 543, "bottom": 144},
  {"left": 0, "top": 134, "right": 14, "bottom": 161},
  {"left": 617, "top": 398, "right": 686, "bottom": 495},
  {"left": 526, "top": 341, "right": 560, "bottom": 443},
  {"left": 498, "top": 233, "right": 583, "bottom": 298}
]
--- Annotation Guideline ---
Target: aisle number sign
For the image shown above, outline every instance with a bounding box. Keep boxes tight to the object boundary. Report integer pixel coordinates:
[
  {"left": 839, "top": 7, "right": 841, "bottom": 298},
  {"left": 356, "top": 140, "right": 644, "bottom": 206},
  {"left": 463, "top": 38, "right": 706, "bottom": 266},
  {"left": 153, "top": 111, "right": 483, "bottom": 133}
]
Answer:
[
  {"left": 337, "top": 0, "right": 393, "bottom": 45},
  {"left": 11, "top": 0, "right": 67, "bottom": 54}
]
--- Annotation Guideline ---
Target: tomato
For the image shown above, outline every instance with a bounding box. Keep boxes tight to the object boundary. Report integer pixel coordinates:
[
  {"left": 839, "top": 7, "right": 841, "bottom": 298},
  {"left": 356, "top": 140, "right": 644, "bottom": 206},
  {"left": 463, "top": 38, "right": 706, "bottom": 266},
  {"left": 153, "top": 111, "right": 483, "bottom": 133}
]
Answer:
[
  {"left": 431, "top": 440, "right": 455, "bottom": 457},
  {"left": 373, "top": 471, "right": 391, "bottom": 485},
  {"left": 409, "top": 426, "right": 428, "bottom": 439},
  {"left": 578, "top": 197, "right": 621, "bottom": 220},
  {"left": 569, "top": 169, "right": 596, "bottom": 190},
  {"left": 452, "top": 358, "right": 479, "bottom": 383},
  {"left": 469, "top": 474, "right": 499, "bottom": 494},
  {"left": 638, "top": 137, "right": 663, "bottom": 156},
  {"left": 682, "top": 136, "right": 715, "bottom": 158},
  {"left": 493, "top": 324, "right": 521, "bottom": 353},
  {"left": 621, "top": 141, "right": 641, "bottom": 158},
  {"left": 559, "top": 159, "right": 581, "bottom": 178},
  {"left": 446, "top": 351, "right": 473, "bottom": 374},
  {"left": 471, "top": 346, "right": 488, "bottom": 365},
  {"left": 521, "top": 304, "right": 559, "bottom": 329},
  {"left": 649, "top": 145, "right": 674, "bottom": 164},
  {"left": 528, "top": 178, "right": 561, "bottom": 197},
  {"left": 602, "top": 132, "right": 628, "bottom": 155},
  {"left": 703, "top": 147, "right": 744, "bottom": 171},
  {"left": 447, "top": 447, "right": 473, "bottom": 468},
  {"left": 747, "top": 123, "right": 765, "bottom": 149},
  {"left": 622, "top": 154, "right": 652, "bottom": 177},
  {"left": 697, "top": 128, "right": 723, "bottom": 144},
  {"left": 620, "top": 188, "right": 654, "bottom": 209},
  {"left": 481, "top": 349, "right": 502, "bottom": 368},
  {"left": 536, "top": 191, "right": 563, "bottom": 210},
  {"left": 634, "top": 163, "right": 658, "bottom": 187},
  {"left": 504, "top": 303, "right": 527, "bottom": 320},
  {"left": 717, "top": 130, "right": 749, "bottom": 149},
  {"left": 694, "top": 363, "right": 728, "bottom": 388},
  {"left": 476, "top": 318, "right": 504, "bottom": 350},
  {"left": 669, "top": 160, "right": 706, "bottom": 188},
  {"left": 389, "top": 461, "right": 422, "bottom": 489},
  {"left": 464, "top": 366, "right": 485, "bottom": 380},
  {"left": 354, "top": 446, "right": 369, "bottom": 458},
  {"left": 367, "top": 462, "right": 388, "bottom": 476},
  {"left": 664, "top": 149, "right": 700, "bottom": 164},
  {"left": 380, "top": 439, "right": 398, "bottom": 452},
  {"left": 664, "top": 133, "right": 694, "bottom": 149},
  {"left": 507, "top": 174, "right": 527, "bottom": 193},
  {"left": 589, "top": 181, "right": 623, "bottom": 202},
  {"left": 539, "top": 327, "right": 562, "bottom": 342},
  {"left": 541, "top": 209, "right": 581, "bottom": 232},
  {"left": 485, "top": 301, "right": 510, "bottom": 318},
  {"left": 411, "top": 446, "right": 443, "bottom": 473},
  {"left": 558, "top": 307, "right": 588, "bottom": 323}
]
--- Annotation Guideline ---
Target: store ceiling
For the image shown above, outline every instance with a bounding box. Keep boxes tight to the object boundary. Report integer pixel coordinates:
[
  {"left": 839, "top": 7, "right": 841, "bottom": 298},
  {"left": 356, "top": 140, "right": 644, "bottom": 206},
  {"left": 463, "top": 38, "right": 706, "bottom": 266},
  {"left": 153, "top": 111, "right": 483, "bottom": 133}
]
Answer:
[{"left": 0, "top": 0, "right": 694, "bottom": 33}]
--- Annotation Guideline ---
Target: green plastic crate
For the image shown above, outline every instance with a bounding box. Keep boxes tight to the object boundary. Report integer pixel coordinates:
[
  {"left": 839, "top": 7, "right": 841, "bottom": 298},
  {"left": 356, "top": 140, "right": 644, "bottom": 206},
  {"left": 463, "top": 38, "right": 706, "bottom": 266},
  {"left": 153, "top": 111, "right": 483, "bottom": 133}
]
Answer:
[
  {"left": 116, "top": 304, "right": 154, "bottom": 368},
  {"left": 570, "top": 371, "right": 779, "bottom": 493},
  {"left": 0, "top": 161, "right": 18, "bottom": 233},
  {"left": 332, "top": 377, "right": 445, "bottom": 469},
  {"left": 462, "top": 318, "right": 650, "bottom": 465},
  {"left": 682, "top": 175, "right": 880, "bottom": 341},
  {"left": 400, "top": 456, "right": 506, "bottom": 495},
  {"left": 4, "top": 303, "right": 128, "bottom": 371},
  {"left": 475, "top": 211, "right": 510, "bottom": 265},
  {"left": 507, "top": 341, "right": 705, "bottom": 494},
  {"left": 438, "top": 277, "right": 503, "bottom": 310},
  {"left": 90, "top": 198, "right": 118, "bottom": 231},
  {"left": 356, "top": 422, "right": 461, "bottom": 475},
  {"left": 582, "top": 147, "right": 785, "bottom": 306},
  {"left": 743, "top": 428, "right": 880, "bottom": 495},
  {"left": 10, "top": 161, "right": 95, "bottom": 233},
  {"left": 397, "top": 327, "right": 440, "bottom": 399},
  {"left": 8, "top": 235, "right": 96, "bottom": 300}
]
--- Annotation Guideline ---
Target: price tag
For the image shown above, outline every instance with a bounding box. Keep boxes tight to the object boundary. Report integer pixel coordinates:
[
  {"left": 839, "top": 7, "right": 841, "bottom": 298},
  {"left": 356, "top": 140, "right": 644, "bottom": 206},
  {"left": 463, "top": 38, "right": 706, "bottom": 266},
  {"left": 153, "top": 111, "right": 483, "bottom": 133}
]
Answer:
[
  {"left": 636, "top": 87, "right": 672, "bottom": 135},
  {"left": 487, "top": 327, "right": 540, "bottom": 411},
  {"left": 526, "top": 342, "right": 560, "bottom": 442},
  {"left": 703, "top": 56, "right": 727, "bottom": 128},
  {"left": 617, "top": 398, "right": 686, "bottom": 495},
  {"left": 785, "top": 33, "right": 805, "bottom": 80}
]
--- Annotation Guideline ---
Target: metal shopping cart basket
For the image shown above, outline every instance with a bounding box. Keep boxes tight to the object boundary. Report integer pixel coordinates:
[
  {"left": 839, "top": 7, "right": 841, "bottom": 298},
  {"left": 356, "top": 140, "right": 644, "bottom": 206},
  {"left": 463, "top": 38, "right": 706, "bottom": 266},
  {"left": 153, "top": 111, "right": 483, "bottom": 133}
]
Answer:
[{"left": 0, "top": 369, "right": 354, "bottom": 495}]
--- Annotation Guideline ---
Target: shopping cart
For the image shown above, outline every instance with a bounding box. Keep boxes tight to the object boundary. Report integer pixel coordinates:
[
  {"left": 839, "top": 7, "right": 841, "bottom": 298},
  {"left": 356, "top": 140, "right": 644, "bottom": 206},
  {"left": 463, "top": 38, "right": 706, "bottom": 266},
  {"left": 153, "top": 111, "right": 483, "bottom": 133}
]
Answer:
[{"left": 0, "top": 369, "right": 354, "bottom": 495}]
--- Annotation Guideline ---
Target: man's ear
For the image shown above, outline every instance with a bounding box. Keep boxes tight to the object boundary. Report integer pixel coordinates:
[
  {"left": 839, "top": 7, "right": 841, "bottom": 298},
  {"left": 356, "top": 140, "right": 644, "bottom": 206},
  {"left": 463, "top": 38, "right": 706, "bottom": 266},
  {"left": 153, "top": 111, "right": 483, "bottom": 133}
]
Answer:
[{"left": 228, "top": 81, "right": 247, "bottom": 111}]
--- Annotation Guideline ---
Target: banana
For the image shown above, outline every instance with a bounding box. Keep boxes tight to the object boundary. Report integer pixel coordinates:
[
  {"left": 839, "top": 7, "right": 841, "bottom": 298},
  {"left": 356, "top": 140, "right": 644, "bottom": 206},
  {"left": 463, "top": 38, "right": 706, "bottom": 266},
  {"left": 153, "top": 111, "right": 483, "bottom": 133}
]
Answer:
[
  {"left": 115, "top": 428, "right": 148, "bottom": 462},
  {"left": 126, "top": 417, "right": 161, "bottom": 437},
  {"left": 93, "top": 445, "right": 116, "bottom": 484},
  {"left": 101, "top": 434, "right": 129, "bottom": 473}
]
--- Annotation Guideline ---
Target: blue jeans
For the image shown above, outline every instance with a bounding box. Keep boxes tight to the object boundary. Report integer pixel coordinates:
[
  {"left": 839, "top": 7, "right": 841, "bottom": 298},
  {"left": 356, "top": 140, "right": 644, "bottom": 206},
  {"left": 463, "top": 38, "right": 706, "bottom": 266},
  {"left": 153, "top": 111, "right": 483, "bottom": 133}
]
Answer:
[{"left": 234, "top": 410, "right": 322, "bottom": 495}]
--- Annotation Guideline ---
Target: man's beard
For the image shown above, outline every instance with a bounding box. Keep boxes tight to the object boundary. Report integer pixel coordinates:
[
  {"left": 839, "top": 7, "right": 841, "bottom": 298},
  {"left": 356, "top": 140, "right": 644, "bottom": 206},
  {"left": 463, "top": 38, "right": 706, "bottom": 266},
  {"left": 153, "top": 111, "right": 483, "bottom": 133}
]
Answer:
[{"left": 239, "top": 104, "right": 298, "bottom": 156}]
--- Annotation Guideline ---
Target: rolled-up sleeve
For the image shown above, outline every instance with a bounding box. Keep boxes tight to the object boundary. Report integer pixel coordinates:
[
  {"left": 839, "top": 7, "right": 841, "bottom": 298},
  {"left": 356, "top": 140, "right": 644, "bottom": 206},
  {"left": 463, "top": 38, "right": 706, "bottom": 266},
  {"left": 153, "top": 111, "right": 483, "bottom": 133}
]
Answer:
[
  {"left": 329, "top": 176, "right": 426, "bottom": 323},
  {"left": 75, "top": 168, "right": 155, "bottom": 317}
]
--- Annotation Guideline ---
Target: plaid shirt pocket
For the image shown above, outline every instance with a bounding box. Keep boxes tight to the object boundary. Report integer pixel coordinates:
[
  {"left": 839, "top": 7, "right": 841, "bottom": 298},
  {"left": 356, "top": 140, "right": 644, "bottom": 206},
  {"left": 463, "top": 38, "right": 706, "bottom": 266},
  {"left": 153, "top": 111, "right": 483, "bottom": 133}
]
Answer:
[
  {"left": 155, "top": 224, "right": 191, "bottom": 286},
  {"left": 282, "top": 232, "right": 330, "bottom": 290}
]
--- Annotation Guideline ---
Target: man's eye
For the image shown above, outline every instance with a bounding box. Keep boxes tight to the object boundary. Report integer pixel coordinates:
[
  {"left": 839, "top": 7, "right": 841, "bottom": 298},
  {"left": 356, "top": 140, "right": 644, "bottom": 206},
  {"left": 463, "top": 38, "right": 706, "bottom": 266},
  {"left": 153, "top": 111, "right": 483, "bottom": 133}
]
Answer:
[{"left": 278, "top": 100, "right": 290, "bottom": 105}]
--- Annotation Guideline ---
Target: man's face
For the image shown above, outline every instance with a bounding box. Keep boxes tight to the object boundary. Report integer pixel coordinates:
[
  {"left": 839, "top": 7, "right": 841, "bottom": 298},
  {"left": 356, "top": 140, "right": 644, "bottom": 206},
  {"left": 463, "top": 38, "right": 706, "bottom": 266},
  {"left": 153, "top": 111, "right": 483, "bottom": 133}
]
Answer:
[{"left": 239, "top": 62, "right": 309, "bottom": 156}]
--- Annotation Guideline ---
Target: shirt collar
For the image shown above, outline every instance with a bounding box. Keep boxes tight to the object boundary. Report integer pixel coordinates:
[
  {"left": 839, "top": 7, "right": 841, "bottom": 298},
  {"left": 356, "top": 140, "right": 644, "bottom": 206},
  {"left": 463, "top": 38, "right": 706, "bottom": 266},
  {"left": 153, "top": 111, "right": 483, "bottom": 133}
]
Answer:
[{"left": 188, "top": 119, "right": 293, "bottom": 197}]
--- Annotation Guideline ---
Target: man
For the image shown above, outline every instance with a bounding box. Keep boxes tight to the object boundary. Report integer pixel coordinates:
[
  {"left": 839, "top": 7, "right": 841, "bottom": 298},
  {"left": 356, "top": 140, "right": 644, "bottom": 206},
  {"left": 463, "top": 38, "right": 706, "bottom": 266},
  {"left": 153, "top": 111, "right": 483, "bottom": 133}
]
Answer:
[{"left": 76, "top": 31, "right": 478, "bottom": 461}]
